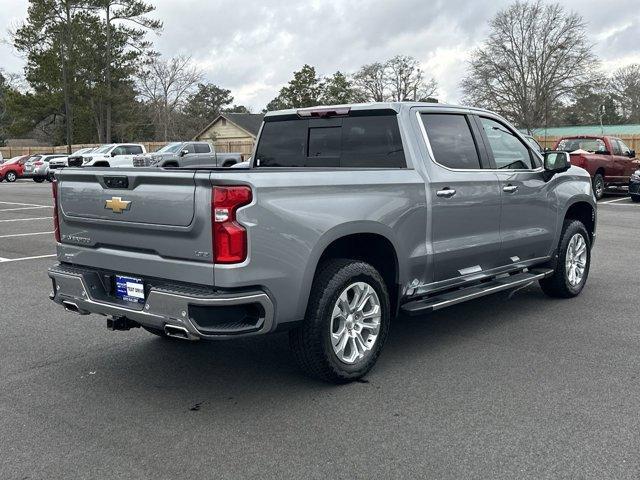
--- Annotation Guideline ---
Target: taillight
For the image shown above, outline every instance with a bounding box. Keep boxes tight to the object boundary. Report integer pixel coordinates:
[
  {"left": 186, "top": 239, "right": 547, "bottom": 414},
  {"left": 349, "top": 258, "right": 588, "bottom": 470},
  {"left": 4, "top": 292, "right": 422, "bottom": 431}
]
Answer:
[
  {"left": 52, "top": 180, "right": 61, "bottom": 242},
  {"left": 34, "top": 161, "right": 43, "bottom": 166},
  {"left": 212, "top": 186, "right": 252, "bottom": 263}
]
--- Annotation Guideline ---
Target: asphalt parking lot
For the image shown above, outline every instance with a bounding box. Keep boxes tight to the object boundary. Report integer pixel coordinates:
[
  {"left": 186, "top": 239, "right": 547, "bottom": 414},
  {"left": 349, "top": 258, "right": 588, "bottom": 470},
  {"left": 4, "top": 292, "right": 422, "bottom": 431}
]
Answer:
[{"left": 1, "top": 180, "right": 639, "bottom": 479}]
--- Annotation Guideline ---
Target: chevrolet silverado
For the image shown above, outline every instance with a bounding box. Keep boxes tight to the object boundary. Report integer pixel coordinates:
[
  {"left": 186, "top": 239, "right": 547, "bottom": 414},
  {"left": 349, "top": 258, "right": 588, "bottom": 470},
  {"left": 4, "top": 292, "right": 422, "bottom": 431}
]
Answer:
[{"left": 48, "top": 103, "right": 596, "bottom": 383}]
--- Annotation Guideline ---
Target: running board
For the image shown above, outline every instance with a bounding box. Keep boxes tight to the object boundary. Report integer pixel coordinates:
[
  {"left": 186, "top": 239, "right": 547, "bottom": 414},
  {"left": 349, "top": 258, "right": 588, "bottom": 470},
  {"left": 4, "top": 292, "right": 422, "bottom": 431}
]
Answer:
[{"left": 401, "top": 269, "right": 554, "bottom": 315}]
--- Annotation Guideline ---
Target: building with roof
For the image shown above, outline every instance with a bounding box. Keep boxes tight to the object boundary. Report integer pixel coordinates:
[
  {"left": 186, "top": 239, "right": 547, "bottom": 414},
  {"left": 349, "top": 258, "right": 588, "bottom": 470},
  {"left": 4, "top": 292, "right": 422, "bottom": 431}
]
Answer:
[{"left": 194, "top": 113, "right": 263, "bottom": 146}]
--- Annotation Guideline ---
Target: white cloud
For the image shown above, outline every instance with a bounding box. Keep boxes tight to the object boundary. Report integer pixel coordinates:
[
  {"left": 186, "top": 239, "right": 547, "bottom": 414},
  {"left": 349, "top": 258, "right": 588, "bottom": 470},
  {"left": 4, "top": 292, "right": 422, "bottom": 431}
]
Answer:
[{"left": 1, "top": 0, "right": 640, "bottom": 110}]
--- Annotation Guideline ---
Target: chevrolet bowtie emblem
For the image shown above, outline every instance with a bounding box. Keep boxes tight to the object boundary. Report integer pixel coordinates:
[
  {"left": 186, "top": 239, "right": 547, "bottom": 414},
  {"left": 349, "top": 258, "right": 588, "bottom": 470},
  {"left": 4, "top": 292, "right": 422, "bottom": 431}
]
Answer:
[{"left": 105, "top": 196, "right": 131, "bottom": 213}]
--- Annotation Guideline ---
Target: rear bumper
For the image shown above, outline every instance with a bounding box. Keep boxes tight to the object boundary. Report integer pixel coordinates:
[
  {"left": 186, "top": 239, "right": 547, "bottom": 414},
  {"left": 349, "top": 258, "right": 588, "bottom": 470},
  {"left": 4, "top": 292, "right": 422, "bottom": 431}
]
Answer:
[{"left": 48, "top": 263, "right": 275, "bottom": 339}]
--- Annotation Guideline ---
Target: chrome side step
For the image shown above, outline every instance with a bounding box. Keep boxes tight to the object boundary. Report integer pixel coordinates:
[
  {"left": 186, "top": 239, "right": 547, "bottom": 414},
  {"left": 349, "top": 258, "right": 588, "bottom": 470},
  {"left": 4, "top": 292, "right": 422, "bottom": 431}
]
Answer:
[{"left": 401, "top": 269, "right": 554, "bottom": 315}]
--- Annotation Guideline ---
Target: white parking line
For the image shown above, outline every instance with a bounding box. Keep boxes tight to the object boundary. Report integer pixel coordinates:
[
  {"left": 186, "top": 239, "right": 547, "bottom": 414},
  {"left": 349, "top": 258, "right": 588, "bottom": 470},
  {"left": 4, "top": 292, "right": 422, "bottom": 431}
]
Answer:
[
  {"left": 601, "top": 197, "right": 629, "bottom": 204},
  {"left": 0, "top": 200, "right": 51, "bottom": 207},
  {"left": 0, "top": 254, "right": 56, "bottom": 263},
  {"left": 0, "top": 217, "right": 53, "bottom": 222},
  {"left": 0, "top": 205, "right": 53, "bottom": 211},
  {"left": 0, "top": 231, "right": 53, "bottom": 239}
]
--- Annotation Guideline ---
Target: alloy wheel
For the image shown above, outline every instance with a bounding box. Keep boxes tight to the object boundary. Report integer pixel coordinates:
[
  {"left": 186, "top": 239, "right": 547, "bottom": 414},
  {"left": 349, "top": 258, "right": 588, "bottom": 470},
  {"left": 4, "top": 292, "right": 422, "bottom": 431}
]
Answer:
[
  {"left": 330, "top": 282, "right": 382, "bottom": 364},
  {"left": 565, "top": 233, "right": 587, "bottom": 286}
]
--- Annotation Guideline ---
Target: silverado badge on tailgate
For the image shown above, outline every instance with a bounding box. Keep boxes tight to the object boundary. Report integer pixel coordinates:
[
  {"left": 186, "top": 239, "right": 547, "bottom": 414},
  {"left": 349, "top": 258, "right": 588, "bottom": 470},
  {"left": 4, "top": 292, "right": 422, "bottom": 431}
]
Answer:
[{"left": 105, "top": 196, "right": 131, "bottom": 213}]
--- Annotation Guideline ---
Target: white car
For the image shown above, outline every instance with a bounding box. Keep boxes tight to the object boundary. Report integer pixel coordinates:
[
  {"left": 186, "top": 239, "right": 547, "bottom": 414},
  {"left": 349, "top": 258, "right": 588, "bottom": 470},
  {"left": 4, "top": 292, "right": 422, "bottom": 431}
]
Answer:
[
  {"left": 82, "top": 144, "right": 146, "bottom": 168},
  {"left": 49, "top": 147, "right": 96, "bottom": 171}
]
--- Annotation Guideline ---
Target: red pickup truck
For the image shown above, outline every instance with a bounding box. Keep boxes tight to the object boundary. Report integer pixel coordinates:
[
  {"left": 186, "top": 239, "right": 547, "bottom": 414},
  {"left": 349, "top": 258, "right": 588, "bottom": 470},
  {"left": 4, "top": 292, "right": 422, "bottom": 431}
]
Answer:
[{"left": 553, "top": 135, "right": 639, "bottom": 199}]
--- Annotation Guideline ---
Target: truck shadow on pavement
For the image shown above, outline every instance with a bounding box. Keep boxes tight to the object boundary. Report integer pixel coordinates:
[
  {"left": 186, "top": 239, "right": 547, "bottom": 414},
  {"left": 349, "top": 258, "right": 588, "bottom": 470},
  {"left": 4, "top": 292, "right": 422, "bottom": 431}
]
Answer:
[{"left": 76, "top": 284, "right": 571, "bottom": 405}]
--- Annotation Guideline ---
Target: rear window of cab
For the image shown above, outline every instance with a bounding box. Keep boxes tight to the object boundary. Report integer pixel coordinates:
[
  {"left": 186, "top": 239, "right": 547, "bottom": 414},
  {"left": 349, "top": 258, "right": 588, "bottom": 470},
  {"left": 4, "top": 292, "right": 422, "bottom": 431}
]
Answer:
[{"left": 254, "top": 113, "right": 406, "bottom": 168}]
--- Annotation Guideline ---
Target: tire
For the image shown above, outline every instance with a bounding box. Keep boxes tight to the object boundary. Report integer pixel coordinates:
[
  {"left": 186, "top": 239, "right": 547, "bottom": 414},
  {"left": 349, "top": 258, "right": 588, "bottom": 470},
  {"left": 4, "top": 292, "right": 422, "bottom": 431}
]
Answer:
[
  {"left": 289, "top": 259, "right": 390, "bottom": 384},
  {"left": 592, "top": 173, "right": 605, "bottom": 200},
  {"left": 33, "top": 177, "right": 44, "bottom": 183},
  {"left": 222, "top": 161, "right": 236, "bottom": 168},
  {"left": 539, "top": 220, "right": 591, "bottom": 298},
  {"left": 631, "top": 195, "right": 640, "bottom": 203},
  {"left": 5, "top": 171, "right": 17, "bottom": 183}
]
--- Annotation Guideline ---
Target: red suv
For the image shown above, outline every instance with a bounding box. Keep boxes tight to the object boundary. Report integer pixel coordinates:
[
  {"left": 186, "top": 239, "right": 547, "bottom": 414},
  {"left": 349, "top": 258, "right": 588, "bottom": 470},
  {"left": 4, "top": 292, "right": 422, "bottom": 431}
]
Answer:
[{"left": 0, "top": 155, "right": 30, "bottom": 183}]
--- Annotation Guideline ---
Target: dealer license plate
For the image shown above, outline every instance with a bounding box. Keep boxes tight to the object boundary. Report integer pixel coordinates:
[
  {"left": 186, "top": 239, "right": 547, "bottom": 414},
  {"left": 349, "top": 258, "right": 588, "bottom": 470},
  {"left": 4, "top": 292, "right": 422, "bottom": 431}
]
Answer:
[{"left": 115, "top": 275, "right": 145, "bottom": 303}]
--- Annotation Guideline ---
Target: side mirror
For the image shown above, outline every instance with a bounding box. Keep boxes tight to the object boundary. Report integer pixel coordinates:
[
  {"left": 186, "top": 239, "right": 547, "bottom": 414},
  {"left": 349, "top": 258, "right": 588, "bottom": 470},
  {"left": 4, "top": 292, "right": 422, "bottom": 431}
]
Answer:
[
  {"left": 543, "top": 151, "right": 571, "bottom": 179},
  {"left": 629, "top": 150, "right": 636, "bottom": 158},
  {"left": 181, "top": 149, "right": 189, "bottom": 157},
  {"left": 111, "top": 151, "right": 117, "bottom": 157}
]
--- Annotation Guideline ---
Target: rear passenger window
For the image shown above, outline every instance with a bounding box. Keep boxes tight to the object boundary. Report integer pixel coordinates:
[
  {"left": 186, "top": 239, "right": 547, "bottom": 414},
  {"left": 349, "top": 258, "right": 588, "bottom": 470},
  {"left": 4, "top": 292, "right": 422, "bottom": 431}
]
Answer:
[
  {"left": 195, "top": 143, "right": 211, "bottom": 154},
  {"left": 255, "top": 113, "right": 406, "bottom": 168},
  {"left": 421, "top": 114, "right": 481, "bottom": 169},
  {"left": 125, "top": 146, "right": 143, "bottom": 155},
  {"left": 341, "top": 116, "right": 405, "bottom": 168}
]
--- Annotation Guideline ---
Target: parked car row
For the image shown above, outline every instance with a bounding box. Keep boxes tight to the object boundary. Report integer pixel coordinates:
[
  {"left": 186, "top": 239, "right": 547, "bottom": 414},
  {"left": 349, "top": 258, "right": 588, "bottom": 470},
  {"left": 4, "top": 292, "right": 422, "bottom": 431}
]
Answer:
[{"left": 0, "top": 140, "right": 244, "bottom": 183}]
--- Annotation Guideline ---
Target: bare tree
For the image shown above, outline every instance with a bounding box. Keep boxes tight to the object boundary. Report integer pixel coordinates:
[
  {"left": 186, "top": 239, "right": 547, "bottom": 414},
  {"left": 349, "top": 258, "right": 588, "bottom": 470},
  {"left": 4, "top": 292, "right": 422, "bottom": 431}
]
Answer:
[
  {"left": 352, "top": 62, "right": 388, "bottom": 102},
  {"left": 385, "top": 55, "right": 437, "bottom": 101},
  {"left": 609, "top": 64, "right": 640, "bottom": 123},
  {"left": 137, "top": 54, "right": 202, "bottom": 141},
  {"left": 461, "top": 0, "right": 597, "bottom": 132},
  {"left": 352, "top": 56, "right": 438, "bottom": 102}
]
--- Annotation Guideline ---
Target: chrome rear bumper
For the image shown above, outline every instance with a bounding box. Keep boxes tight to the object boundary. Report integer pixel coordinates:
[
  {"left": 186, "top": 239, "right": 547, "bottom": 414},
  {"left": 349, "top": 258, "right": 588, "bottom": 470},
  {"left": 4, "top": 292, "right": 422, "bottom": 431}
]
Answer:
[{"left": 48, "top": 264, "right": 275, "bottom": 339}]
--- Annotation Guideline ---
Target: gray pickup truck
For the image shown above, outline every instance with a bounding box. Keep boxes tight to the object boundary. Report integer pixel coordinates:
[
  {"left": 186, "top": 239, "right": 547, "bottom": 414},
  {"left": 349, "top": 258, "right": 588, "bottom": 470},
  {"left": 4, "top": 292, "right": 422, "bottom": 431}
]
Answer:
[
  {"left": 132, "top": 141, "right": 242, "bottom": 168},
  {"left": 48, "top": 103, "right": 596, "bottom": 383}
]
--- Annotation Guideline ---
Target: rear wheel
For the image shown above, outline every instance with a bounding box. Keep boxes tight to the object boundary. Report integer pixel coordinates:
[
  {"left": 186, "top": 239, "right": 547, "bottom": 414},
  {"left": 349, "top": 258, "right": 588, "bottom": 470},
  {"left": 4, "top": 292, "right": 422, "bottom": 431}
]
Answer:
[
  {"left": 289, "top": 259, "right": 390, "bottom": 383},
  {"left": 540, "top": 220, "right": 591, "bottom": 298},
  {"left": 592, "top": 173, "right": 605, "bottom": 200},
  {"left": 33, "top": 177, "right": 44, "bottom": 183},
  {"left": 631, "top": 195, "right": 640, "bottom": 203},
  {"left": 5, "top": 171, "right": 17, "bottom": 182}
]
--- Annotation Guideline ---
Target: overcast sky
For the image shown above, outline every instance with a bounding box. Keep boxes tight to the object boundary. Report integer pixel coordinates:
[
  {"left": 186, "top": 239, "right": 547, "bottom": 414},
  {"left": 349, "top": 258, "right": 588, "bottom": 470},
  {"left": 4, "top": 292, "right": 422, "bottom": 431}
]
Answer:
[{"left": 2, "top": 0, "right": 640, "bottom": 111}]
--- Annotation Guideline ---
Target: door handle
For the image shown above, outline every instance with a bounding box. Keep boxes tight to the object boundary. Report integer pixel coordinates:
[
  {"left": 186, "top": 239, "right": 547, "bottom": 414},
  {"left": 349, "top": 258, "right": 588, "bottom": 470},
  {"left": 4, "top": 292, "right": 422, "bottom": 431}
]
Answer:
[
  {"left": 436, "top": 188, "right": 456, "bottom": 198},
  {"left": 503, "top": 184, "right": 518, "bottom": 193}
]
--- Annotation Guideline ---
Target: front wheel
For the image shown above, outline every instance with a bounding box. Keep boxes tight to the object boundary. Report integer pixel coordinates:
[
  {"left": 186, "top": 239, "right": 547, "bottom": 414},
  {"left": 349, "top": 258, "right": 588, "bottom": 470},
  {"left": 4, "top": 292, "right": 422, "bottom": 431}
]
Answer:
[
  {"left": 540, "top": 220, "right": 591, "bottom": 298},
  {"left": 289, "top": 259, "right": 390, "bottom": 383},
  {"left": 592, "top": 173, "right": 605, "bottom": 200},
  {"left": 631, "top": 195, "right": 640, "bottom": 203},
  {"left": 5, "top": 171, "right": 17, "bottom": 182}
]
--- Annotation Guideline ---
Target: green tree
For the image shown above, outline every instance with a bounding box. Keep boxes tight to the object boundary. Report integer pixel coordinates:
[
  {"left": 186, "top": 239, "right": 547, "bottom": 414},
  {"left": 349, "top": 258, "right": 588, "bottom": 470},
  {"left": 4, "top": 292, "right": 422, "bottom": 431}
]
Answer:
[
  {"left": 321, "top": 71, "right": 364, "bottom": 104},
  {"left": 89, "top": 0, "right": 161, "bottom": 142},
  {"left": 183, "top": 83, "right": 234, "bottom": 132},
  {"left": 265, "top": 65, "right": 324, "bottom": 110},
  {"left": 554, "top": 83, "right": 621, "bottom": 126},
  {"left": 13, "top": 0, "right": 88, "bottom": 151}
]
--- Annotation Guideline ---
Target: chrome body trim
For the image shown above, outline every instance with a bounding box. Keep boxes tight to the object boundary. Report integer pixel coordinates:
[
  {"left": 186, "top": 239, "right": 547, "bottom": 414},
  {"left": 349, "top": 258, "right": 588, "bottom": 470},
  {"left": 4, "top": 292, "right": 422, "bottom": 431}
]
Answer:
[{"left": 48, "top": 265, "right": 275, "bottom": 339}]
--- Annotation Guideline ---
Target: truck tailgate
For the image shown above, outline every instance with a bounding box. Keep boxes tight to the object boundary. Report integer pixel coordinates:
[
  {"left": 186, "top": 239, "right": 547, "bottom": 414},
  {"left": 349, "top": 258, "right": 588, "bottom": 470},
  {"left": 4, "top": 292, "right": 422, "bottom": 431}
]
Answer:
[{"left": 55, "top": 168, "right": 214, "bottom": 285}]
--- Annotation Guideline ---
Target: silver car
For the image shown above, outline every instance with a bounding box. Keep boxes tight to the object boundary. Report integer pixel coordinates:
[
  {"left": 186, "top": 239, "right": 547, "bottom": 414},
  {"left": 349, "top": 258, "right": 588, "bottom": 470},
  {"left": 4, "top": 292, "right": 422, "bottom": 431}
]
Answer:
[{"left": 26, "top": 154, "right": 66, "bottom": 182}]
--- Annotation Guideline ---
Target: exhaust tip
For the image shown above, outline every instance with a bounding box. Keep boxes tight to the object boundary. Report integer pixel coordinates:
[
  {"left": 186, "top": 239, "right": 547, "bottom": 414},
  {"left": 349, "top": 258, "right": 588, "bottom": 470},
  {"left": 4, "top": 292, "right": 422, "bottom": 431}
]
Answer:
[
  {"left": 62, "top": 301, "right": 80, "bottom": 313},
  {"left": 164, "top": 325, "right": 193, "bottom": 340}
]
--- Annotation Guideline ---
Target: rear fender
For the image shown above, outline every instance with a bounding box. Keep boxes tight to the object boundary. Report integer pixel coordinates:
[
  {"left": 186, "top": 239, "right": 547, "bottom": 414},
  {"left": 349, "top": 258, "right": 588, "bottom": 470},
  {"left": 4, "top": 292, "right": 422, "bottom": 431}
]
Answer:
[{"left": 295, "top": 221, "right": 401, "bottom": 320}]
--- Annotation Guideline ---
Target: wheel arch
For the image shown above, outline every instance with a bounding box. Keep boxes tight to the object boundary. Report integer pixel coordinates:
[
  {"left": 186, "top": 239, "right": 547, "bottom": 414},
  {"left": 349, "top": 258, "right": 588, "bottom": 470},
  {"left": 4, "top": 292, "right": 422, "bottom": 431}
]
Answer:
[
  {"left": 564, "top": 200, "right": 596, "bottom": 243},
  {"left": 296, "top": 223, "right": 402, "bottom": 319}
]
